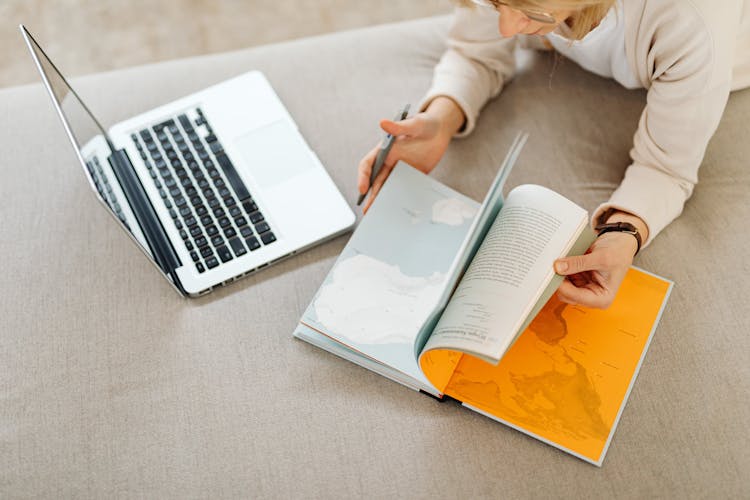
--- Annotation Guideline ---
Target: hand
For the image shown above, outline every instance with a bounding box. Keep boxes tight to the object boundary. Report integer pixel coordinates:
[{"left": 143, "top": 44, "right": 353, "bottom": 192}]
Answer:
[
  {"left": 553, "top": 231, "right": 638, "bottom": 309},
  {"left": 357, "top": 97, "right": 465, "bottom": 213}
]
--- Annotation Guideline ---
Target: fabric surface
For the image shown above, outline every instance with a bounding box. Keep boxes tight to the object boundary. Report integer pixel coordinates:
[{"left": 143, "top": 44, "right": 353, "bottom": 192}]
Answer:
[{"left": 1, "top": 16, "right": 748, "bottom": 499}]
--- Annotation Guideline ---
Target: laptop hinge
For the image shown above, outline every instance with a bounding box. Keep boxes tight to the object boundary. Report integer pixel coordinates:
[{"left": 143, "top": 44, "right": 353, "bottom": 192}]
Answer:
[{"left": 108, "top": 147, "right": 185, "bottom": 294}]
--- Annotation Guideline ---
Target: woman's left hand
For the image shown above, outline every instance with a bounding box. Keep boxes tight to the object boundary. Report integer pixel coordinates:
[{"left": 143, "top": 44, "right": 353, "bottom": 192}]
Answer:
[{"left": 553, "top": 231, "right": 639, "bottom": 309}]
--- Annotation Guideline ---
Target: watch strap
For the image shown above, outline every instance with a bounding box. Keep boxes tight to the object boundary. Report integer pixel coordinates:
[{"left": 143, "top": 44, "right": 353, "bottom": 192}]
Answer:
[{"left": 594, "top": 221, "right": 642, "bottom": 255}]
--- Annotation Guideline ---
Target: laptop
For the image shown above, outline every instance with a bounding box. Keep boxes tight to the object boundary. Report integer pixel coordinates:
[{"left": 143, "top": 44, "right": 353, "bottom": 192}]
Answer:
[{"left": 20, "top": 25, "right": 355, "bottom": 297}]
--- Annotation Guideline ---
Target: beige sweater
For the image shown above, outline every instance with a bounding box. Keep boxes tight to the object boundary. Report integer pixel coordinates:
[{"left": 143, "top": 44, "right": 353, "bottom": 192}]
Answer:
[{"left": 421, "top": 0, "right": 750, "bottom": 245}]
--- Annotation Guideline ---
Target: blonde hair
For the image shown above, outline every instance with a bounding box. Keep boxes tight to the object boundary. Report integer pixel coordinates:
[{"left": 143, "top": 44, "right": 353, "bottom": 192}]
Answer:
[{"left": 458, "top": 0, "right": 615, "bottom": 40}]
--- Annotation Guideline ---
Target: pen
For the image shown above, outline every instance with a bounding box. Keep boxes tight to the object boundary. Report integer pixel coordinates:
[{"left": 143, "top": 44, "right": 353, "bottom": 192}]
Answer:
[{"left": 357, "top": 104, "right": 411, "bottom": 206}]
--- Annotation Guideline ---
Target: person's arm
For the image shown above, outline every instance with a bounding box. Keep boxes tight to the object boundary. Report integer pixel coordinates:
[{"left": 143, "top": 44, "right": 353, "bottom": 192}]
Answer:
[
  {"left": 419, "top": 4, "right": 518, "bottom": 137},
  {"left": 555, "top": 1, "right": 740, "bottom": 308},
  {"left": 358, "top": 4, "right": 518, "bottom": 211},
  {"left": 590, "top": 1, "right": 740, "bottom": 246}
]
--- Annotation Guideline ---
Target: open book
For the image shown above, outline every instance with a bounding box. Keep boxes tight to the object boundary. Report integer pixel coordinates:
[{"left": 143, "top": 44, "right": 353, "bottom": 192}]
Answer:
[{"left": 293, "top": 134, "right": 672, "bottom": 465}]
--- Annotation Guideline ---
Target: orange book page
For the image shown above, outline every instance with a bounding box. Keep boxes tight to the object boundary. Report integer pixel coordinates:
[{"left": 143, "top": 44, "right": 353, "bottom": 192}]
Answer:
[{"left": 420, "top": 267, "right": 671, "bottom": 464}]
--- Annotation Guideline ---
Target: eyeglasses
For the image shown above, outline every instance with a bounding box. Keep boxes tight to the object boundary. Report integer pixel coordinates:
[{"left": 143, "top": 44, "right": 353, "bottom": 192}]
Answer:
[{"left": 471, "top": 0, "right": 558, "bottom": 24}]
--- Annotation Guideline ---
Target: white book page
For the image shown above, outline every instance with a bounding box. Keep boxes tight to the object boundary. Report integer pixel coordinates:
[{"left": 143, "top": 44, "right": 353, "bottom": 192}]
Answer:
[{"left": 422, "top": 184, "right": 589, "bottom": 363}]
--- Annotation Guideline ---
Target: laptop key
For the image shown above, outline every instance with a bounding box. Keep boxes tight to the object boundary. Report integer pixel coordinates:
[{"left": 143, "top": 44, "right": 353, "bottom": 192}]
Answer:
[
  {"left": 206, "top": 225, "right": 219, "bottom": 237},
  {"left": 190, "top": 251, "right": 200, "bottom": 262},
  {"left": 240, "top": 226, "right": 254, "bottom": 238},
  {"left": 196, "top": 262, "right": 206, "bottom": 273},
  {"left": 234, "top": 216, "right": 247, "bottom": 227},
  {"left": 205, "top": 257, "right": 219, "bottom": 269},
  {"left": 200, "top": 246, "right": 214, "bottom": 258},
  {"left": 228, "top": 237, "right": 246, "bottom": 256},
  {"left": 209, "top": 141, "right": 224, "bottom": 154},
  {"left": 255, "top": 222, "right": 270, "bottom": 234},
  {"left": 243, "top": 201, "right": 257, "bottom": 213},
  {"left": 245, "top": 236, "right": 261, "bottom": 251},
  {"left": 224, "top": 227, "right": 237, "bottom": 239},
  {"left": 249, "top": 211, "right": 264, "bottom": 224},
  {"left": 195, "top": 236, "right": 208, "bottom": 248},
  {"left": 261, "top": 231, "right": 277, "bottom": 245},
  {"left": 224, "top": 198, "right": 237, "bottom": 208},
  {"left": 216, "top": 245, "right": 233, "bottom": 263},
  {"left": 215, "top": 153, "right": 251, "bottom": 201},
  {"left": 229, "top": 206, "right": 242, "bottom": 218},
  {"left": 211, "top": 235, "right": 225, "bottom": 247},
  {"left": 178, "top": 114, "right": 193, "bottom": 132}
]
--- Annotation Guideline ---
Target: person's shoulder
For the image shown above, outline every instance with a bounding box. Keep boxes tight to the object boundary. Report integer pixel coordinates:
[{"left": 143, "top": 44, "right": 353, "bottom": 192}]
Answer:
[
  {"left": 633, "top": 0, "right": 740, "bottom": 84},
  {"left": 635, "top": 0, "right": 742, "bottom": 38}
]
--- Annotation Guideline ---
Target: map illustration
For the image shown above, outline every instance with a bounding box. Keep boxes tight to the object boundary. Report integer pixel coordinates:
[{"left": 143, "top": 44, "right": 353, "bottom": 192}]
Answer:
[
  {"left": 436, "top": 269, "right": 671, "bottom": 464},
  {"left": 300, "top": 165, "right": 479, "bottom": 387}
]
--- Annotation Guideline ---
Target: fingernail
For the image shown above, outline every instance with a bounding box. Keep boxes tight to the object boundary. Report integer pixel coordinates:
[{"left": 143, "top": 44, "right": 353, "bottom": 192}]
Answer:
[{"left": 555, "top": 261, "right": 568, "bottom": 273}]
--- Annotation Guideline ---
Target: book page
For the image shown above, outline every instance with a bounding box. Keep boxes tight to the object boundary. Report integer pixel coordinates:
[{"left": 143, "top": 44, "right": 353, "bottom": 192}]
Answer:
[
  {"left": 297, "top": 164, "right": 480, "bottom": 395},
  {"left": 421, "top": 184, "right": 590, "bottom": 364},
  {"left": 443, "top": 269, "right": 673, "bottom": 465}
]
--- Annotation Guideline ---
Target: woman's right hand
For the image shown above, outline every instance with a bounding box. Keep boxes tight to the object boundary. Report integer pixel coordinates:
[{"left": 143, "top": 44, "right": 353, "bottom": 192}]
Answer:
[{"left": 357, "top": 96, "right": 465, "bottom": 213}]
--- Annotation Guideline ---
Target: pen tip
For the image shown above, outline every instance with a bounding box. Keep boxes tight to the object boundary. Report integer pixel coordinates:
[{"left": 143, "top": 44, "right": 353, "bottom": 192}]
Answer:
[{"left": 356, "top": 193, "right": 365, "bottom": 206}]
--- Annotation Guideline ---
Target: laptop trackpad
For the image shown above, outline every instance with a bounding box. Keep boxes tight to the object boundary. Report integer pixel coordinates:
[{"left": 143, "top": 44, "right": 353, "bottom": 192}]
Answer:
[{"left": 234, "top": 120, "right": 314, "bottom": 188}]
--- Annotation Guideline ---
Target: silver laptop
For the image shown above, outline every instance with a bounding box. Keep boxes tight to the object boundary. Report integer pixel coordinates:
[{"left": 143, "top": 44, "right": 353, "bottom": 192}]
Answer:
[{"left": 21, "top": 25, "right": 355, "bottom": 297}]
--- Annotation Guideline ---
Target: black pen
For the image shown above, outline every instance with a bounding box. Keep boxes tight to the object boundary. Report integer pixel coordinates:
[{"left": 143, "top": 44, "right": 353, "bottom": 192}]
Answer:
[{"left": 357, "top": 104, "right": 411, "bottom": 206}]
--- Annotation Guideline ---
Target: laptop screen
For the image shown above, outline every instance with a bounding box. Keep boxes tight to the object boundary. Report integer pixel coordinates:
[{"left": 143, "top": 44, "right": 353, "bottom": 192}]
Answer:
[
  {"left": 22, "top": 27, "right": 113, "bottom": 161},
  {"left": 20, "top": 26, "right": 166, "bottom": 275}
]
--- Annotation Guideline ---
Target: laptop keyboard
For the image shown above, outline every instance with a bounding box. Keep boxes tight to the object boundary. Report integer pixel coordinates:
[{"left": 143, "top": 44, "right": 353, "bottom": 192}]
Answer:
[
  {"left": 131, "top": 107, "right": 276, "bottom": 274},
  {"left": 86, "top": 156, "right": 130, "bottom": 230}
]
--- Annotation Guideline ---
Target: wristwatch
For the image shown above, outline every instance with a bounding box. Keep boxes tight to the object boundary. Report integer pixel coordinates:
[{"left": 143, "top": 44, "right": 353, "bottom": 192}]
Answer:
[{"left": 594, "top": 221, "right": 642, "bottom": 255}]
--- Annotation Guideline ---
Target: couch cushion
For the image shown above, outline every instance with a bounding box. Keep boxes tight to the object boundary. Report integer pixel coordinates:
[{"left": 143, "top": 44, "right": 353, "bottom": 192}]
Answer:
[{"left": 1, "top": 15, "right": 748, "bottom": 498}]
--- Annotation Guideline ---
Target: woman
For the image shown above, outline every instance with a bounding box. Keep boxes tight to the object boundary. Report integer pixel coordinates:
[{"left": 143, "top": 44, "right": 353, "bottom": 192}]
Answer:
[{"left": 356, "top": 0, "right": 750, "bottom": 309}]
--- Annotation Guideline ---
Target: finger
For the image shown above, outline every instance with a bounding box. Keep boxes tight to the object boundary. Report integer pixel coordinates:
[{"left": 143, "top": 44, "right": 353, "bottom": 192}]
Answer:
[
  {"left": 362, "top": 161, "right": 397, "bottom": 214},
  {"left": 380, "top": 117, "right": 423, "bottom": 137},
  {"left": 357, "top": 146, "right": 381, "bottom": 195},
  {"left": 557, "top": 280, "right": 612, "bottom": 309},
  {"left": 554, "top": 252, "right": 603, "bottom": 276}
]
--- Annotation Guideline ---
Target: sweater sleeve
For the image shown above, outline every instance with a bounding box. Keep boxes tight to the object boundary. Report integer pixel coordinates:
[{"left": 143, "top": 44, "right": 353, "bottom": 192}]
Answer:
[
  {"left": 592, "top": 2, "right": 739, "bottom": 245},
  {"left": 419, "top": 6, "right": 518, "bottom": 137}
]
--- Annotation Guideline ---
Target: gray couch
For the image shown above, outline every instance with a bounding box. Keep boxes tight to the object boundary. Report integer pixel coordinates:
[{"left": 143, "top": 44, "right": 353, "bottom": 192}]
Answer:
[{"left": 1, "top": 16, "right": 748, "bottom": 498}]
